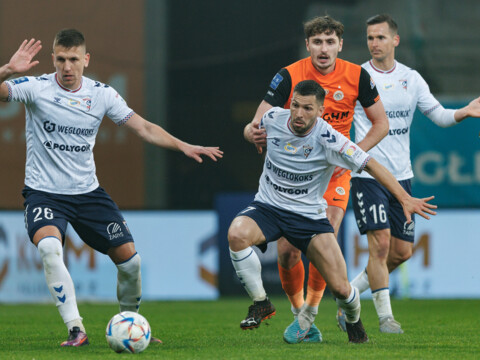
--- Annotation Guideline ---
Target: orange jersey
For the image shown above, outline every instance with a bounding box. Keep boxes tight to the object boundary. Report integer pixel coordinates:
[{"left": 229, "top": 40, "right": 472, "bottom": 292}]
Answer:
[{"left": 264, "top": 57, "right": 380, "bottom": 139}]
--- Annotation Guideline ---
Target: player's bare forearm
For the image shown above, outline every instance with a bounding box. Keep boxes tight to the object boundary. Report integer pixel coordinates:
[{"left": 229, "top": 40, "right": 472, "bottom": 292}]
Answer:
[
  {"left": 364, "top": 158, "right": 437, "bottom": 221},
  {"left": 357, "top": 101, "right": 389, "bottom": 152},
  {"left": 125, "top": 114, "right": 223, "bottom": 162}
]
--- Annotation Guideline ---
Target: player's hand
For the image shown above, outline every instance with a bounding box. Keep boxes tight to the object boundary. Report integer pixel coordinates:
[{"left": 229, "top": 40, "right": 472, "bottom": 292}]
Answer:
[
  {"left": 465, "top": 96, "right": 480, "bottom": 118},
  {"left": 246, "top": 121, "right": 267, "bottom": 154},
  {"left": 183, "top": 145, "right": 223, "bottom": 163},
  {"left": 8, "top": 39, "right": 42, "bottom": 75},
  {"left": 402, "top": 195, "right": 437, "bottom": 222},
  {"left": 332, "top": 166, "right": 349, "bottom": 178}
]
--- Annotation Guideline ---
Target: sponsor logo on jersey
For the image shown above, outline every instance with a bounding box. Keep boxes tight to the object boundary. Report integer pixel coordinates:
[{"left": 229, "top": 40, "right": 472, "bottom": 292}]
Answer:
[
  {"left": 388, "top": 127, "right": 409, "bottom": 136},
  {"left": 403, "top": 220, "right": 415, "bottom": 237},
  {"left": 43, "top": 140, "right": 91, "bottom": 152},
  {"left": 107, "top": 222, "right": 125, "bottom": 240},
  {"left": 271, "top": 137, "right": 280, "bottom": 146},
  {"left": 323, "top": 111, "right": 349, "bottom": 122},
  {"left": 284, "top": 142, "right": 298, "bottom": 154},
  {"left": 333, "top": 90, "right": 344, "bottom": 101},
  {"left": 53, "top": 97, "right": 61, "bottom": 104},
  {"left": 35, "top": 76, "right": 49, "bottom": 81},
  {"left": 383, "top": 83, "right": 394, "bottom": 90},
  {"left": 335, "top": 187, "right": 345, "bottom": 195},
  {"left": 269, "top": 73, "right": 283, "bottom": 90},
  {"left": 266, "top": 158, "right": 313, "bottom": 182},
  {"left": 44, "top": 121, "right": 56, "bottom": 133},
  {"left": 303, "top": 144, "right": 313, "bottom": 158},
  {"left": 265, "top": 175, "right": 308, "bottom": 195},
  {"left": 42, "top": 121, "right": 96, "bottom": 137},
  {"left": 400, "top": 79, "right": 407, "bottom": 90},
  {"left": 11, "top": 76, "right": 29, "bottom": 85},
  {"left": 385, "top": 110, "right": 411, "bottom": 119}
]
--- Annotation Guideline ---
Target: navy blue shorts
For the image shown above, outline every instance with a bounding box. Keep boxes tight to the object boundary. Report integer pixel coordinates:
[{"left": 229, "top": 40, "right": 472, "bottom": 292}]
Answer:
[
  {"left": 235, "top": 201, "right": 334, "bottom": 254},
  {"left": 351, "top": 178, "right": 415, "bottom": 242},
  {"left": 22, "top": 186, "right": 134, "bottom": 254}
]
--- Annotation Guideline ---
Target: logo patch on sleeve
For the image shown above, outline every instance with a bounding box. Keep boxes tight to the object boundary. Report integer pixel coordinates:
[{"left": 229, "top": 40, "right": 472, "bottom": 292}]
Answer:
[
  {"left": 269, "top": 73, "right": 284, "bottom": 90},
  {"left": 11, "top": 76, "right": 29, "bottom": 85}
]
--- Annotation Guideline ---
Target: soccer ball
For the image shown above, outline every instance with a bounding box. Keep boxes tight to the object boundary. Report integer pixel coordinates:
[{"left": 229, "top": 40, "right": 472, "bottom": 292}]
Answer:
[{"left": 106, "top": 311, "right": 151, "bottom": 353}]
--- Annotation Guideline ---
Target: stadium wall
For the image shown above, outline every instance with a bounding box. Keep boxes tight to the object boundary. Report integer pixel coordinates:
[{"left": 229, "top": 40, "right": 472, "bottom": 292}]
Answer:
[{"left": 1, "top": 207, "right": 479, "bottom": 302}]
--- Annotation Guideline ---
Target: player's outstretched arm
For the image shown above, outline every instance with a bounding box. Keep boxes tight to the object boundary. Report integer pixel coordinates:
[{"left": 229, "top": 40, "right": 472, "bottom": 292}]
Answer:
[
  {"left": 0, "top": 39, "right": 42, "bottom": 101},
  {"left": 124, "top": 113, "right": 223, "bottom": 163},
  {"left": 364, "top": 157, "right": 437, "bottom": 222},
  {"left": 244, "top": 100, "right": 272, "bottom": 154}
]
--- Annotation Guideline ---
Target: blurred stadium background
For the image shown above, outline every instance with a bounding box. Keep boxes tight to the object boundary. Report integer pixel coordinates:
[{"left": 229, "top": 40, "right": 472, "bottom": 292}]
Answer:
[{"left": 0, "top": 0, "right": 479, "bottom": 303}]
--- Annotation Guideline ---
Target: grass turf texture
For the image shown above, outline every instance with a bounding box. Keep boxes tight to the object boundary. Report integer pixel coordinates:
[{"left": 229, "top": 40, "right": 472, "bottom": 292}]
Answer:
[{"left": 1, "top": 298, "right": 478, "bottom": 359}]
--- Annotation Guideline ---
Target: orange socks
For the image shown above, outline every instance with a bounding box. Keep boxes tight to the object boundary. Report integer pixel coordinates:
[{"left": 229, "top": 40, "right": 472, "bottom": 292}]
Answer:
[
  {"left": 278, "top": 260, "right": 305, "bottom": 309},
  {"left": 306, "top": 262, "right": 326, "bottom": 307},
  {"left": 278, "top": 261, "right": 327, "bottom": 310}
]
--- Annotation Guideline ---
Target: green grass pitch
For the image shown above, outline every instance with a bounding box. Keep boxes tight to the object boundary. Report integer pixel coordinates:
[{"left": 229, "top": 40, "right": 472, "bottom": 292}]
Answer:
[{"left": 1, "top": 297, "right": 478, "bottom": 359}]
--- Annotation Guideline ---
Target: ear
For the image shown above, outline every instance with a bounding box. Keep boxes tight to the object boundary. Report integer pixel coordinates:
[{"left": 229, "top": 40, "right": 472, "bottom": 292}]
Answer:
[
  {"left": 393, "top": 34, "right": 400, "bottom": 47},
  {"left": 317, "top": 105, "right": 325, "bottom": 117},
  {"left": 84, "top": 52, "right": 90, "bottom": 68},
  {"left": 338, "top": 38, "right": 344, "bottom": 52},
  {"left": 51, "top": 53, "right": 55, "bottom": 66},
  {"left": 305, "top": 38, "right": 310, "bottom": 52}
]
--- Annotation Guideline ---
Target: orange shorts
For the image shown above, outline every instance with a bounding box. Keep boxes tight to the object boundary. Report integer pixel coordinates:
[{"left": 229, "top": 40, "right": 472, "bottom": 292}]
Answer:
[{"left": 323, "top": 170, "right": 351, "bottom": 212}]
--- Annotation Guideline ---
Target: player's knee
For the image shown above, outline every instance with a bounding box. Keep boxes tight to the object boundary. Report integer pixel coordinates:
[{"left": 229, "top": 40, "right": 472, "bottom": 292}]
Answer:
[
  {"left": 227, "top": 224, "right": 251, "bottom": 251},
  {"left": 329, "top": 280, "right": 350, "bottom": 300},
  {"left": 37, "top": 236, "right": 63, "bottom": 273},
  {"left": 277, "top": 248, "right": 301, "bottom": 269},
  {"left": 117, "top": 253, "right": 141, "bottom": 279},
  {"left": 369, "top": 233, "right": 390, "bottom": 260},
  {"left": 393, "top": 247, "right": 412, "bottom": 265}
]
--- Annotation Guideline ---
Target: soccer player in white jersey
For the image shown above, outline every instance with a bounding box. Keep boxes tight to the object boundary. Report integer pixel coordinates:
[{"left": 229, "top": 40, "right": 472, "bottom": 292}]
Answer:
[
  {"left": 0, "top": 29, "right": 223, "bottom": 347},
  {"left": 228, "top": 79, "right": 436, "bottom": 344},
  {"left": 336, "top": 14, "right": 480, "bottom": 334}
]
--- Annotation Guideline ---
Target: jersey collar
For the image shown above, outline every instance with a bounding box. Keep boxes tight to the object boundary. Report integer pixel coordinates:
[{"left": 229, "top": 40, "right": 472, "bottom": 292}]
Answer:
[
  {"left": 369, "top": 60, "right": 397, "bottom": 74},
  {"left": 55, "top": 74, "right": 83, "bottom": 93}
]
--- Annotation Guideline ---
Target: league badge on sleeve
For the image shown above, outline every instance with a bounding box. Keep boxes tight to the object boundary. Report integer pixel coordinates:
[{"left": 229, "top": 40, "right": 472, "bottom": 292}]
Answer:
[
  {"left": 11, "top": 76, "right": 29, "bottom": 85},
  {"left": 269, "top": 73, "right": 284, "bottom": 90}
]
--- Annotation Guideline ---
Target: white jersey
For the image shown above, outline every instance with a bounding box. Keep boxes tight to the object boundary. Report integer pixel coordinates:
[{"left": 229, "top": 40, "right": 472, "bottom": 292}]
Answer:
[
  {"left": 254, "top": 107, "right": 371, "bottom": 219},
  {"left": 352, "top": 60, "right": 441, "bottom": 180},
  {"left": 6, "top": 73, "right": 134, "bottom": 194}
]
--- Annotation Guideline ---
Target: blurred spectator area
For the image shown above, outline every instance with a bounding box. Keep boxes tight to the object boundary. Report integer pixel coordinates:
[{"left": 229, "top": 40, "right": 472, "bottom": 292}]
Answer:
[{"left": 0, "top": 0, "right": 478, "bottom": 209}]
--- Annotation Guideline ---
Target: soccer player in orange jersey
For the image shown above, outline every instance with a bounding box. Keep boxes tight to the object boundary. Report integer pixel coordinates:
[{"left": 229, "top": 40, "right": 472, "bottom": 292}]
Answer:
[{"left": 244, "top": 15, "right": 389, "bottom": 341}]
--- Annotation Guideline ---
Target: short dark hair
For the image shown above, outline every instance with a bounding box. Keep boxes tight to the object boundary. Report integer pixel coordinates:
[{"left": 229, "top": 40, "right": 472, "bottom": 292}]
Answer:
[
  {"left": 303, "top": 15, "right": 344, "bottom": 39},
  {"left": 366, "top": 14, "right": 398, "bottom": 34},
  {"left": 293, "top": 80, "right": 326, "bottom": 104},
  {"left": 53, "top": 29, "right": 86, "bottom": 49}
]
